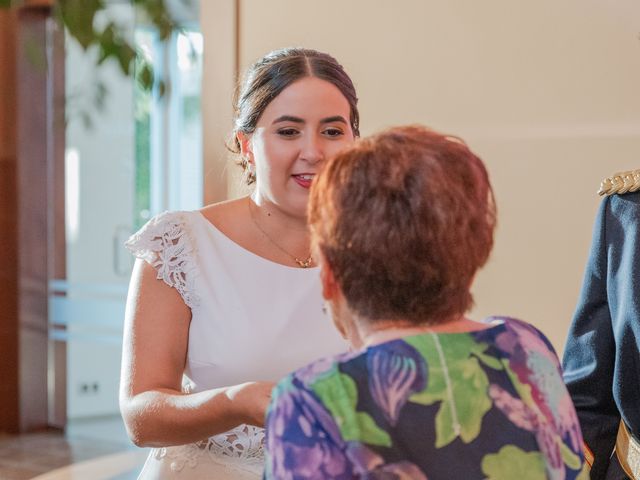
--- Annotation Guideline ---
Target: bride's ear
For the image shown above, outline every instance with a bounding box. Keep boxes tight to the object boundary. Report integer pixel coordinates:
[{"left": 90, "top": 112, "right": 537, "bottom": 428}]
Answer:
[{"left": 237, "top": 132, "right": 254, "bottom": 165}]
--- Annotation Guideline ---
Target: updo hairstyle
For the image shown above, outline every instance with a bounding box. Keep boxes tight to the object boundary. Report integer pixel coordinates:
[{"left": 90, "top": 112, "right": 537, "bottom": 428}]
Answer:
[{"left": 230, "top": 47, "right": 360, "bottom": 184}]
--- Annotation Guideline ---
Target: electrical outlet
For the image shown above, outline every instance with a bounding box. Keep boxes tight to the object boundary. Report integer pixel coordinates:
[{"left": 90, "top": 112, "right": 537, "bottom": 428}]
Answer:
[{"left": 78, "top": 382, "right": 100, "bottom": 395}]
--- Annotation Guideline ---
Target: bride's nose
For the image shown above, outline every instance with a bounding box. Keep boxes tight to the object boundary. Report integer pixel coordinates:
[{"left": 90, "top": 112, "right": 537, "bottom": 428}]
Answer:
[{"left": 299, "top": 134, "right": 324, "bottom": 164}]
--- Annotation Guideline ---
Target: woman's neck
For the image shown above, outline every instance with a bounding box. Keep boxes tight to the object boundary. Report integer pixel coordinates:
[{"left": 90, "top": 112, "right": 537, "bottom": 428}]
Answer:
[
  {"left": 247, "top": 194, "right": 313, "bottom": 266},
  {"left": 250, "top": 193, "right": 308, "bottom": 233},
  {"left": 360, "top": 316, "right": 488, "bottom": 348}
]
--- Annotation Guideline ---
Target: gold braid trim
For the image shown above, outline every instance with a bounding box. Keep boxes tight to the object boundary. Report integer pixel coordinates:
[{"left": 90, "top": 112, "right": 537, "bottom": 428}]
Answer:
[{"left": 598, "top": 169, "right": 640, "bottom": 196}]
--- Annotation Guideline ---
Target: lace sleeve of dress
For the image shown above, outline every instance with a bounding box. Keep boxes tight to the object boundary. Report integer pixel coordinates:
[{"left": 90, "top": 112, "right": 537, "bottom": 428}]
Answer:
[{"left": 124, "top": 211, "right": 200, "bottom": 309}]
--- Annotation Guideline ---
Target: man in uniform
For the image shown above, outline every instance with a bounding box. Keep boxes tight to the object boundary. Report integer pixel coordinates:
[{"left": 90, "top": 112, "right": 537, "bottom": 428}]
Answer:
[{"left": 563, "top": 169, "right": 640, "bottom": 479}]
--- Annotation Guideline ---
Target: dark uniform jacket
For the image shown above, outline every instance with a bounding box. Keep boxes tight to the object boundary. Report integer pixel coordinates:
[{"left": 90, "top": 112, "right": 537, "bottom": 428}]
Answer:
[{"left": 562, "top": 190, "right": 640, "bottom": 479}]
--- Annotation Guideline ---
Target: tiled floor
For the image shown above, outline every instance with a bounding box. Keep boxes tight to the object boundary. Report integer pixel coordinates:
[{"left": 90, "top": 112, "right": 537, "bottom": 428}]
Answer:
[{"left": 0, "top": 416, "right": 148, "bottom": 480}]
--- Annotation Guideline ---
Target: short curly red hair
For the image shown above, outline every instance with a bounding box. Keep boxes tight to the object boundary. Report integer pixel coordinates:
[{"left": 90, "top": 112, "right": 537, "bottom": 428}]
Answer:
[{"left": 309, "top": 125, "right": 496, "bottom": 325}]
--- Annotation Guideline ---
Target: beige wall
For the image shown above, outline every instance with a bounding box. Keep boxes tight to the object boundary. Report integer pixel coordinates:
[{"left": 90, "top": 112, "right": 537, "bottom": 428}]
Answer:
[
  {"left": 201, "top": 0, "right": 237, "bottom": 205},
  {"left": 202, "top": 0, "right": 640, "bottom": 352}
]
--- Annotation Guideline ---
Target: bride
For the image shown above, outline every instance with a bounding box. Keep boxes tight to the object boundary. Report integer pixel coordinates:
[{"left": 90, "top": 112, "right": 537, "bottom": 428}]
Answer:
[{"left": 119, "top": 47, "right": 360, "bottom": 478}]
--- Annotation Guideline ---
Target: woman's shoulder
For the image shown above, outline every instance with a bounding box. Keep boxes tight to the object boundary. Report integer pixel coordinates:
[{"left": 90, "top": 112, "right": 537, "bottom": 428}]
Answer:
[
  {"left": 269, "top": 352, "right": 362, "bottom": 433},
  {"left": 125, "top": 210, "right": 196, "bottom": 255},
  {"left": 125, "top": 196, "right": 249, "bottom": 255},
  {"left": 199, "top": 197, "right": 250, "bottom": 232},
  {"left": 125, "top": 210, "right": 202, "bottom": 308},
  {"left": 280, "top": 350, "right": 360, "bottom": 393},
  {"left": 485, "top": 316, "right": 558, "bottom": 356}
]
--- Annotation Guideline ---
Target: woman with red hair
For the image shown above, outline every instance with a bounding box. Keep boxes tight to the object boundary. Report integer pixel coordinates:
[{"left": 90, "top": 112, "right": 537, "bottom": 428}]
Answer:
[{"left": 264, "top": 125, "right": 587, "bottom": 479}]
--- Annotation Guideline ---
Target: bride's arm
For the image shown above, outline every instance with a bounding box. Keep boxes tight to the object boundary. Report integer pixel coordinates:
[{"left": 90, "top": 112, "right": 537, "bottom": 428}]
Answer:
[{"left": 119, "top": 259, "right": 273, "bottom": 448}]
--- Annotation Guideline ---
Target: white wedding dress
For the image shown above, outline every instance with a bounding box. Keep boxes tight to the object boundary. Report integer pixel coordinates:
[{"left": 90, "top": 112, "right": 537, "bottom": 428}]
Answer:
[{"left": 125, "top": 210, "right": 347, "bottom": 479}]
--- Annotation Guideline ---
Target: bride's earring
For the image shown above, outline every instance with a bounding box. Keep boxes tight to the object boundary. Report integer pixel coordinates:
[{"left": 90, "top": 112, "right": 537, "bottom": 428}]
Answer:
[{"left": 245, "top": 157, "right": 256, "bottom": 184}]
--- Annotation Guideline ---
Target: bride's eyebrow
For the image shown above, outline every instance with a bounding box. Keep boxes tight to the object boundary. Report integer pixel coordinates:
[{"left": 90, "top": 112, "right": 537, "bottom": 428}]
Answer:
[
  {"left": 320, "top": 116, "right": 347, "bottom": 125},
  {"left": 271, "top": 115, "right": 348, "bottom": 125},
  {"left": 272, "top": 115, "right": 304, "bottom": 124}
]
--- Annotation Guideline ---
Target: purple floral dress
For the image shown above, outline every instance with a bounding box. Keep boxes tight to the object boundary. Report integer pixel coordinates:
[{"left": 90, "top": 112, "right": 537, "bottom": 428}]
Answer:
[{"left": 264, "top": 317, "right": 588, "bottom": 480}]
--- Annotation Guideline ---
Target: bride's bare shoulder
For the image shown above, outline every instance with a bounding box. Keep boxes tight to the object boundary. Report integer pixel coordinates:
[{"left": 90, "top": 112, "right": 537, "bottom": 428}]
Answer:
[{"left": 199, "top": 197, "right": 250, "bottom": 231}]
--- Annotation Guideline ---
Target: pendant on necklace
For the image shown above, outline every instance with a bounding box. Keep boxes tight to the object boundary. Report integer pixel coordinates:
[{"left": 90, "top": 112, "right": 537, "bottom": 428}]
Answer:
[{"left": 295, "top": 256, "right": 314, "bottom": 268}]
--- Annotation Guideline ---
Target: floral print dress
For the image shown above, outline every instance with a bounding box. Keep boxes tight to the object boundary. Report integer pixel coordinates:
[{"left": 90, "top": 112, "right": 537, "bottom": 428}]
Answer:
[{"left": 264, "top": 317, "right": 588, "bottom": 480}]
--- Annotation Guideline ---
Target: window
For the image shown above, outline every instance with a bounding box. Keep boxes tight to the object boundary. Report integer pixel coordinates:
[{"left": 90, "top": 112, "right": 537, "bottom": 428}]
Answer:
[{"left": 134, "top": 27, "right": 203, "bottom": 230}]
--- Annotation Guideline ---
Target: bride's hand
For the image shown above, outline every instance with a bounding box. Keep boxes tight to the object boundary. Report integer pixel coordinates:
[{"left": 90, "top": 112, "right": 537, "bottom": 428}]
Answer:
[{"left": 226, "top": 381, "right": 276, "bottom": 428}]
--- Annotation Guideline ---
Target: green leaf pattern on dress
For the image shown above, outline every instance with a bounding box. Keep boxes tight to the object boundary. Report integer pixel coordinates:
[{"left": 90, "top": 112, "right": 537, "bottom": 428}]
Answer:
[
  {"left": 311, "top": 368, "right": 392, "bottom": 447},
  {"left": 481, "top": 445, "right": 547, "bottom": 480},
  {"left": 407, "top": 334, "right": 501, "bottom": 447}
]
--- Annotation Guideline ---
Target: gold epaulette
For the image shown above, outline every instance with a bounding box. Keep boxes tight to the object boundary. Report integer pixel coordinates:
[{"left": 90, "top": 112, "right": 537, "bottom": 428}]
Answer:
[{"left": 598, "top": 169, "right": 640, "bottom": 196}]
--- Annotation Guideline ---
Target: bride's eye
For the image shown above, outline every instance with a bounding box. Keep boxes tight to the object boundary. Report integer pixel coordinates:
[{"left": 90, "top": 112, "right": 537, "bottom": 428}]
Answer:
[
  {"left": 277, "top": 128, "right": 300, "bottom": 137},
  {"left": 323, "top": 128, "right": 344, "bottom": 138}
]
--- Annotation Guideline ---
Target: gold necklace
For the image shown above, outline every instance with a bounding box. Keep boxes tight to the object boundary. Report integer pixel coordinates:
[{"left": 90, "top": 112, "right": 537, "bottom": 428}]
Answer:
[{"left": 248, "top": 200, "right": 314, "bottom": 268}]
